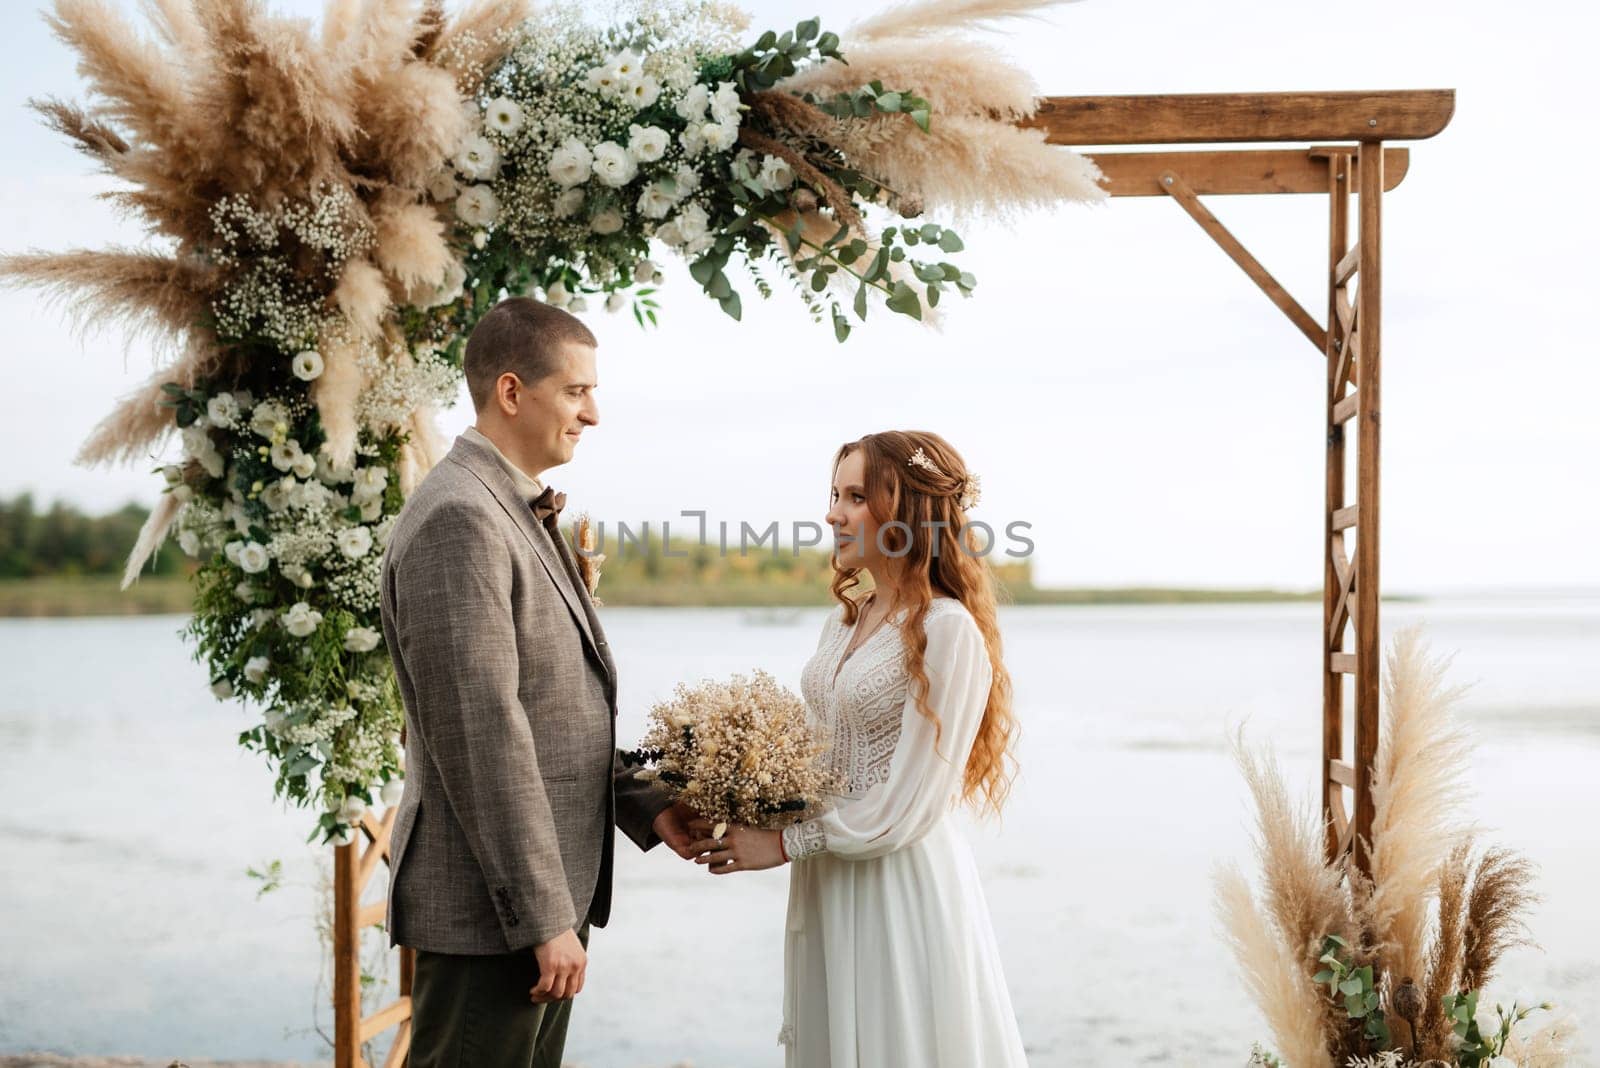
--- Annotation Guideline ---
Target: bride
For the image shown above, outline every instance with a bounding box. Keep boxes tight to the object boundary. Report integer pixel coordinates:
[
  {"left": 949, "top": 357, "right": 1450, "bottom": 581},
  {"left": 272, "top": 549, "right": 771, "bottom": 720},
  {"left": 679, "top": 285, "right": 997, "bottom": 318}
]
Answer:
[{"left": 689, "top": 430, "right": 1029, "bottom": 1067}]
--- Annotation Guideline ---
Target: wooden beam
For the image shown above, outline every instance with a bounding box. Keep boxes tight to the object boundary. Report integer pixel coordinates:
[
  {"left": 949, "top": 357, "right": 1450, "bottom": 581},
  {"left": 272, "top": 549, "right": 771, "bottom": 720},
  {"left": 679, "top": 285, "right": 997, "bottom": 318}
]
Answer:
[
  {"left": 333, "top": 841, "right": 362, "bottom": 1068},
  {"left": 1352, "top": 142, "right": 1385, "bottom": 879},
  {"left": 1332, "top": 504, "right": 1358, "bottom": 531},
  {"left": 1323, "top": 149, "right": 1352, "bottom": 864},
  {"left": 1022, "top": 90, "right": 1455, "bottom": 146},
  {"left": 1089, "top": 148, "right": 1410, "bottom": 197},
  {"left": 359, "top": 997, "right": 413, "bottom": 1043},
  {"left": 1158, "top": 171, "right": 1327, "bottom": 353}
]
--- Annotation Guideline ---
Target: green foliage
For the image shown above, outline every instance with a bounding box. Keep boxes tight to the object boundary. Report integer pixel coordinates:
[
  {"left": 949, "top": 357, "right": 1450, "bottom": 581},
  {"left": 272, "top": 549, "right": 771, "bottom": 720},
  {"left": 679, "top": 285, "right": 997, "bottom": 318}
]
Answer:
[
  {"left": 1443, "top": 990, "right": 1553, "bottom": 1067},
  {"left": 245, "top": 858, "right": 284, "bottom": 899},
  {"left": 809, "top": 79, "right": 933, "bottom": 132},
  {"left": 730, "top": 16, "right": 843, "bottom": 94},
  {"left": 1315, "top": 934, "right": 1391, "bottom": 1048},
  {"left": 0, "top": 494, "right": 188, "bottom": 579}
]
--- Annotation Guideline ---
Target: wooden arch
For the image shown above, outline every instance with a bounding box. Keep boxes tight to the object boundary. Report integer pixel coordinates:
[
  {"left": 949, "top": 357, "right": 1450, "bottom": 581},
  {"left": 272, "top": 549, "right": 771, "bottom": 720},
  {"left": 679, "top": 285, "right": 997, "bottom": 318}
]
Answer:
[{"left": 331, "top": 87, "right": 1458, "bottom": 1066}]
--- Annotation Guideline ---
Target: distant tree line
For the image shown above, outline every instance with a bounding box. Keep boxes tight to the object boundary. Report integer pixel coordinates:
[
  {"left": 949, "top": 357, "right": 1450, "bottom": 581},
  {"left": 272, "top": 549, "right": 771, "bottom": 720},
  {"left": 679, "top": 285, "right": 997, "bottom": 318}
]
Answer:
[{"left": 0, "top": 494, "right": 186, "bottom": 579}]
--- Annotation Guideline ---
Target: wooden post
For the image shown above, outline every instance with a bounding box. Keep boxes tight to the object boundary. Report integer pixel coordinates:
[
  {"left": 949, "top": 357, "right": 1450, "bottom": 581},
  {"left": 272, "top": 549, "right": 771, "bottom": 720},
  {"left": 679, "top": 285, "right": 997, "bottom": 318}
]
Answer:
[
  {"left": 1351, "top": 141, "right": 1384, "bottom": 878},
  {"left": 333, "top": 838, "right": 363, "bottom": 1068},
  {"left": 1321, "top": 147, "right": 1354, "bottom": 863}
]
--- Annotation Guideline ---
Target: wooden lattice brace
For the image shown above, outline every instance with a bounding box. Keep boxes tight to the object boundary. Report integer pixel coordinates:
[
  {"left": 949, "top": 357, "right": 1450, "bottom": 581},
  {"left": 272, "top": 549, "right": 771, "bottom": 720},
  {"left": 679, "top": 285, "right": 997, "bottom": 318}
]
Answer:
[{"left": 334, "top": 804, "right": 415, "bottom": 1068}]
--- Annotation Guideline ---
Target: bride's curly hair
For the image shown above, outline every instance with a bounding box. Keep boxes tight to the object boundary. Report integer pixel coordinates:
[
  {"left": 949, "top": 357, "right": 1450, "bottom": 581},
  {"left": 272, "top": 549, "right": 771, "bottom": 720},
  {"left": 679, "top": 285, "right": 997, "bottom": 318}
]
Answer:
[{"left": 828, "top": 430, "right": 1018, "bottom": 817}]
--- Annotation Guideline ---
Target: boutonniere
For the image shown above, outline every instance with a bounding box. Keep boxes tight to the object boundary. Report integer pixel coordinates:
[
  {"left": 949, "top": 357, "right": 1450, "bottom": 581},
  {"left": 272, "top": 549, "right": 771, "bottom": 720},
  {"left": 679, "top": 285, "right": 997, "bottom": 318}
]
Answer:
[{"left": 574, "top": 512, "right": 605, "bottom": 606}]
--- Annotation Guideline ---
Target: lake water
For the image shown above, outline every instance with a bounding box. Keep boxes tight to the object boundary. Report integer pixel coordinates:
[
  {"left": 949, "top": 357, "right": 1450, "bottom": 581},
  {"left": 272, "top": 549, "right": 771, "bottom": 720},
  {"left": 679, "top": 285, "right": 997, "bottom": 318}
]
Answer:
[{"left": 1, "top": 596, "right": 1596, "bottom": 1066}]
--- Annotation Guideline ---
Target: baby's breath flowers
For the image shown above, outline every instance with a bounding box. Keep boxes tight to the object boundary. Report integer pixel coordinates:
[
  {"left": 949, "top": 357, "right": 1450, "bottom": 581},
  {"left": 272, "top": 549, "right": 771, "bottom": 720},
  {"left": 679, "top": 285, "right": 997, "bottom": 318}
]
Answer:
[{"left": 625, "top": 671, "right": 838, "bottom": 830}]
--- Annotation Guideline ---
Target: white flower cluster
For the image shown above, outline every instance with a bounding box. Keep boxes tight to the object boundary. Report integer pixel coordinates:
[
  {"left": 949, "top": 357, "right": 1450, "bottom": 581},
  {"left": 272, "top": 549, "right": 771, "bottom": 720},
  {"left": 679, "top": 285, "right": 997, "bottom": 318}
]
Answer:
[
  {"left": 477, "top": 4, "right": 744, "bottom": 271},
  {"left": 354, "top": 338, "right": 459, "bottom": 432}
]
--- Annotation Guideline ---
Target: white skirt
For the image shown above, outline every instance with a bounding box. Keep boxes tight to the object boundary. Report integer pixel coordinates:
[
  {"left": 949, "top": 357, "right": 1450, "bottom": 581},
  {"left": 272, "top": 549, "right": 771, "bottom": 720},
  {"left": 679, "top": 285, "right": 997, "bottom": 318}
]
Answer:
[{"left": 779, "top": 818, "right": 1029, "bottom": 1067}]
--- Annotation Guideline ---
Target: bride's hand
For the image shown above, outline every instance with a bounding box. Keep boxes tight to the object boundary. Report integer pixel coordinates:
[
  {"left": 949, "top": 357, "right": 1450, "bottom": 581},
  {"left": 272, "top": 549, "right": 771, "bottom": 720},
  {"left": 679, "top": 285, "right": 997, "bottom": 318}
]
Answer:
[{"left": 689, "top": 824, "right": 787, "bottom": 874}]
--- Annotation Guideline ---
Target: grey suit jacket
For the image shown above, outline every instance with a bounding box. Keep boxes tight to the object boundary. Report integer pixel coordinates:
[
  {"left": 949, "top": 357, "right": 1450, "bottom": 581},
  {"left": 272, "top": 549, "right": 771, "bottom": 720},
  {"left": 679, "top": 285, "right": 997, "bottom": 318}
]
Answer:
[{"left": 379, "top": 434, "right": 671, "bottom": 954}]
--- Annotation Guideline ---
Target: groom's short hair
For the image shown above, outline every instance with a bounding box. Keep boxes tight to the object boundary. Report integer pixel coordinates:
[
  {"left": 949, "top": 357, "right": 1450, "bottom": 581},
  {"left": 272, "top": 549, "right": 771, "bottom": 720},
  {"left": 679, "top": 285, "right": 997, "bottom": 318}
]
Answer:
[{"left": 464, "top": 297, "right": 597, "bottom": 411}]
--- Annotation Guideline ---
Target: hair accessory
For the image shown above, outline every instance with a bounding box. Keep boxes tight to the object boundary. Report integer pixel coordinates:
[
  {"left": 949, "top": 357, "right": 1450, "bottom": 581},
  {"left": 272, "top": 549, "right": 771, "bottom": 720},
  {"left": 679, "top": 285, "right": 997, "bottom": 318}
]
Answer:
[{"left": 906, "top": 447, "right": 982, "bottom": 511}]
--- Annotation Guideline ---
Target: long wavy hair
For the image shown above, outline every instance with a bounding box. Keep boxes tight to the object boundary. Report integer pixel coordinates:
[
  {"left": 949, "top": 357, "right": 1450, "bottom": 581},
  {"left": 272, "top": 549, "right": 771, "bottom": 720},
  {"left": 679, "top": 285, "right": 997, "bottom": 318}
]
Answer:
[{"left": 829, "top": 430, "right": 1018, "bottom": 817}]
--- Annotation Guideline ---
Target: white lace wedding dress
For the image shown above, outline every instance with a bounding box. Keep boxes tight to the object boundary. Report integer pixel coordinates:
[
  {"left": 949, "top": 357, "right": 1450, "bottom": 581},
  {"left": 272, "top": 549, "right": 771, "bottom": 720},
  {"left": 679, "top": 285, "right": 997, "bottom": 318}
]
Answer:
[{"left": 777, "top": 597, "right": 1029, "bottom": 1067}]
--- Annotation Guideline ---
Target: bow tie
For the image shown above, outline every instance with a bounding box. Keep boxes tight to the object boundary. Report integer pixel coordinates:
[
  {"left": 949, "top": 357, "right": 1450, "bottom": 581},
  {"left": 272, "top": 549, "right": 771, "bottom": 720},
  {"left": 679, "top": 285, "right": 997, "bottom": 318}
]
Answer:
[{"left": 530, "top": 485, "right": 566, "bottom": 530}]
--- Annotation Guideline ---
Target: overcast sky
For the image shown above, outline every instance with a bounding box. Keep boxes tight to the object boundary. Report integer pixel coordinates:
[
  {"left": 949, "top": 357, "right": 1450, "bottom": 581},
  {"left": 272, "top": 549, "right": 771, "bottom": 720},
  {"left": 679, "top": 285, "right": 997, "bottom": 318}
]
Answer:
[{"left": 2, "top": 0, "right": 1595, "bottom": 593}]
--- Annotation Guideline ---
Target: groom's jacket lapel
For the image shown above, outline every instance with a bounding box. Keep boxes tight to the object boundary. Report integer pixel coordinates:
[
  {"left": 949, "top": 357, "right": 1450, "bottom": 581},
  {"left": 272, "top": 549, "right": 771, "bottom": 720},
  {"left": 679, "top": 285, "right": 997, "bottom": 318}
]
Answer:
[{"left": 445, "top": 436, "right": 610, "bottom": 686}]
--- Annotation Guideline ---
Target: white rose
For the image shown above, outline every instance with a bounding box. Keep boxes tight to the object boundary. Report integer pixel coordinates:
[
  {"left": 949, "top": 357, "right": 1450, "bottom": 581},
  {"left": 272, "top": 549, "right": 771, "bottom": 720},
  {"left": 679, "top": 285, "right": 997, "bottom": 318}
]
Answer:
[
  {"left": 291, "top": 452, "right": 317, "bottom": 480},
  {"left": 636, "top": 180, "right": 677, "bottom": 220},
  {"left": 626, "top": 124, "right": 669, "bottom": 163},
  {"left": 352, "top": 466, "right": 388, "bottom": 502},
  {"left": 730, "top": 148, "right": 758, "bottom": 183},
  {"left": 375, "top": 515, "right": 398, "bottom": 547},
  {"left": 672, "top": 163, "right": 701, "bottom": 198},
  {"left": 653, "top": 219, "right": 682, "bottom": 246},
  {"left": 337, "top": 526, "right": 374, "bottom": 560},
  {"left": 358, "top": 494, "right": 383, "bottom": 522},
  {"left": 547, "top": 138, "right": 593, "bottom": 188},
  {"left": 263, "top": 706, "right": 288, "bottom": 734},
  {"left": 590, "top": 141, "right": 637, "bottom": 188},
  {"left": 589, "top": 209, "right": 624, "bottom": 235},
  {"left": 206, "top": 393, "right": 240, "bottom": 428},
  {"left": 243, "top": 656, "right": 270, "bottom": 684},
  {"left": 568, "top": 295, "right": 589, "bottom": 313},
  {"left": 759, "top": 154, "right": 795, "bottom": 192},
  {"left": 250, "top": 608, "right": 276, "bottom": 630},
  {"left": 269, "top": 439, "right": 303, "bottom": 473},
  {"left": 343, "top": 626, "right": 382, "bottom": 653},
  {"left": 710, "top": 81, "right": 742, "bottom": 125},
  {"left": 485, "top": 96, "right": 523, "bottom": 135},
  {"left": 545, "top": 280, "right": 571, "bottom": 308},
  {"left": 610, "top": 49, "right": 643, "bottom": 84},
  {"left": 200, "top": 448, "right": 225, "bottom": 479},
  {"left": 234, "top": 581, "right": 255, "bottom": 603},
  {"left": 260, "top": 478, "right": 293, "bottom": 513},
  {"left": 584, "top": 60, "right": 622, "bottom": 97},
  {"left": 701, "top": 120, "right": 737, "bottom": 153},
  {"left": 224, "top": 540, "right": 244, "bottom": 565},
  {"left": 236, "top": 541, "right": 270, "bottom": 574},
  {"left": 426, "top": 169, "right": 459, "bottom": 202},
  {"left": 454, "top": 133, "right": 499, "bottom": 181},
  {"left": 675, "top": 83, "right": 709, "bottom": 122},
  {"left": 282, "top": 601, "right": 323, "bottom": 638},
  {"left": 211, "top": 678, "right": 234, "bottom": 700},
  {"left": 605, "top": 291, "right": 628, "bottom": 312},
  {"left": 455, "top": 184, "right": 499, "bottom": 228},
  {"left": 180, "top": 425, "right": 212, "bottom": 461},
  {"left": 678, "top": 122, "right": 706, "bottom": 157},
  {"left": 634, "top": 258, "right": 660, "bottom": 284},
  {"left": 178, "top": 530, "right": 201, "bottom": 557},
  {"left": 553, "top": 187, "right": 586, "bottom": 218},
  {"left": 338, "top": 794, "right": 366, "bottom": 823},
  {"left": 250, "top": 400, "right": 289, "bottom": 440},
  {"left": 674, "top": 202, "right": 710, "bottom": 244},
  {"left": 626, "top": 75, "right": 661, "bottom": 110},
  {"left": 291, "top": 350, "right": 324, "bottom": 381},
  {"left": 425, "top": 260, "right": 466, "bottom": 309},
  {"left": 380, "top": 778, "right": 405, "bottom": 806},
  {"left": 315, "top": 447, "right": 354, "bottom": 485}
]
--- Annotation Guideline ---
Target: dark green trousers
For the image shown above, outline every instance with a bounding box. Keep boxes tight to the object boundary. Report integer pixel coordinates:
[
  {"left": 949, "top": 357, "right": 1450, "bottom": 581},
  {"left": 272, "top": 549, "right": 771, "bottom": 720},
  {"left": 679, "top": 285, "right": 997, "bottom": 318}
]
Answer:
[{"left": 409, "top": 925, "right": 590, "bottom": 1068}]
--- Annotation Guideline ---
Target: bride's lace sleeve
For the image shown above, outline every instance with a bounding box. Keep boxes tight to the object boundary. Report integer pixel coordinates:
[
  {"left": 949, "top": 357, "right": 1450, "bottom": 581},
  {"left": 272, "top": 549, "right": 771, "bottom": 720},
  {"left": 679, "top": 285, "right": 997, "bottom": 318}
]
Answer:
[{"left": 783, "top": 608, "right": 992, "bottom": 861}]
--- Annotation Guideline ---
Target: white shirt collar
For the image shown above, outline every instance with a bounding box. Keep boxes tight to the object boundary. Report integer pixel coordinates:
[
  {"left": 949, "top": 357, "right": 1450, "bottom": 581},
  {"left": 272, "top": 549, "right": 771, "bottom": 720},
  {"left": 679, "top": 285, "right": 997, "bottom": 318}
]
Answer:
[{"left": 463, "top": 426, "right": 545, "bottom": 504}]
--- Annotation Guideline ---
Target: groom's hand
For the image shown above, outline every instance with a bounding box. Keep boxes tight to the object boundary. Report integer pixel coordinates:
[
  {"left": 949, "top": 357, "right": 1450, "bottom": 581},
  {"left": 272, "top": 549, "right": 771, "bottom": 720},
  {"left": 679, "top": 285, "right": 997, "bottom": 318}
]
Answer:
[
  {"left": 530, "top": 928, "right": 586, "bottom": 1003},
  {"left": 652, "top": 802, "right": 702, "bottom": 860}
]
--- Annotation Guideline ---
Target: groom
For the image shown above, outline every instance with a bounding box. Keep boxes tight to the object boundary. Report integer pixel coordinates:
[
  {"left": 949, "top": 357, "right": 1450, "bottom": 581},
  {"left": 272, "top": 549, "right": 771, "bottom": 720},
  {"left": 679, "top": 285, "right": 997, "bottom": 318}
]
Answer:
[{"left": 379, "top": 297, "right": 697, "bottom": 1067}]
